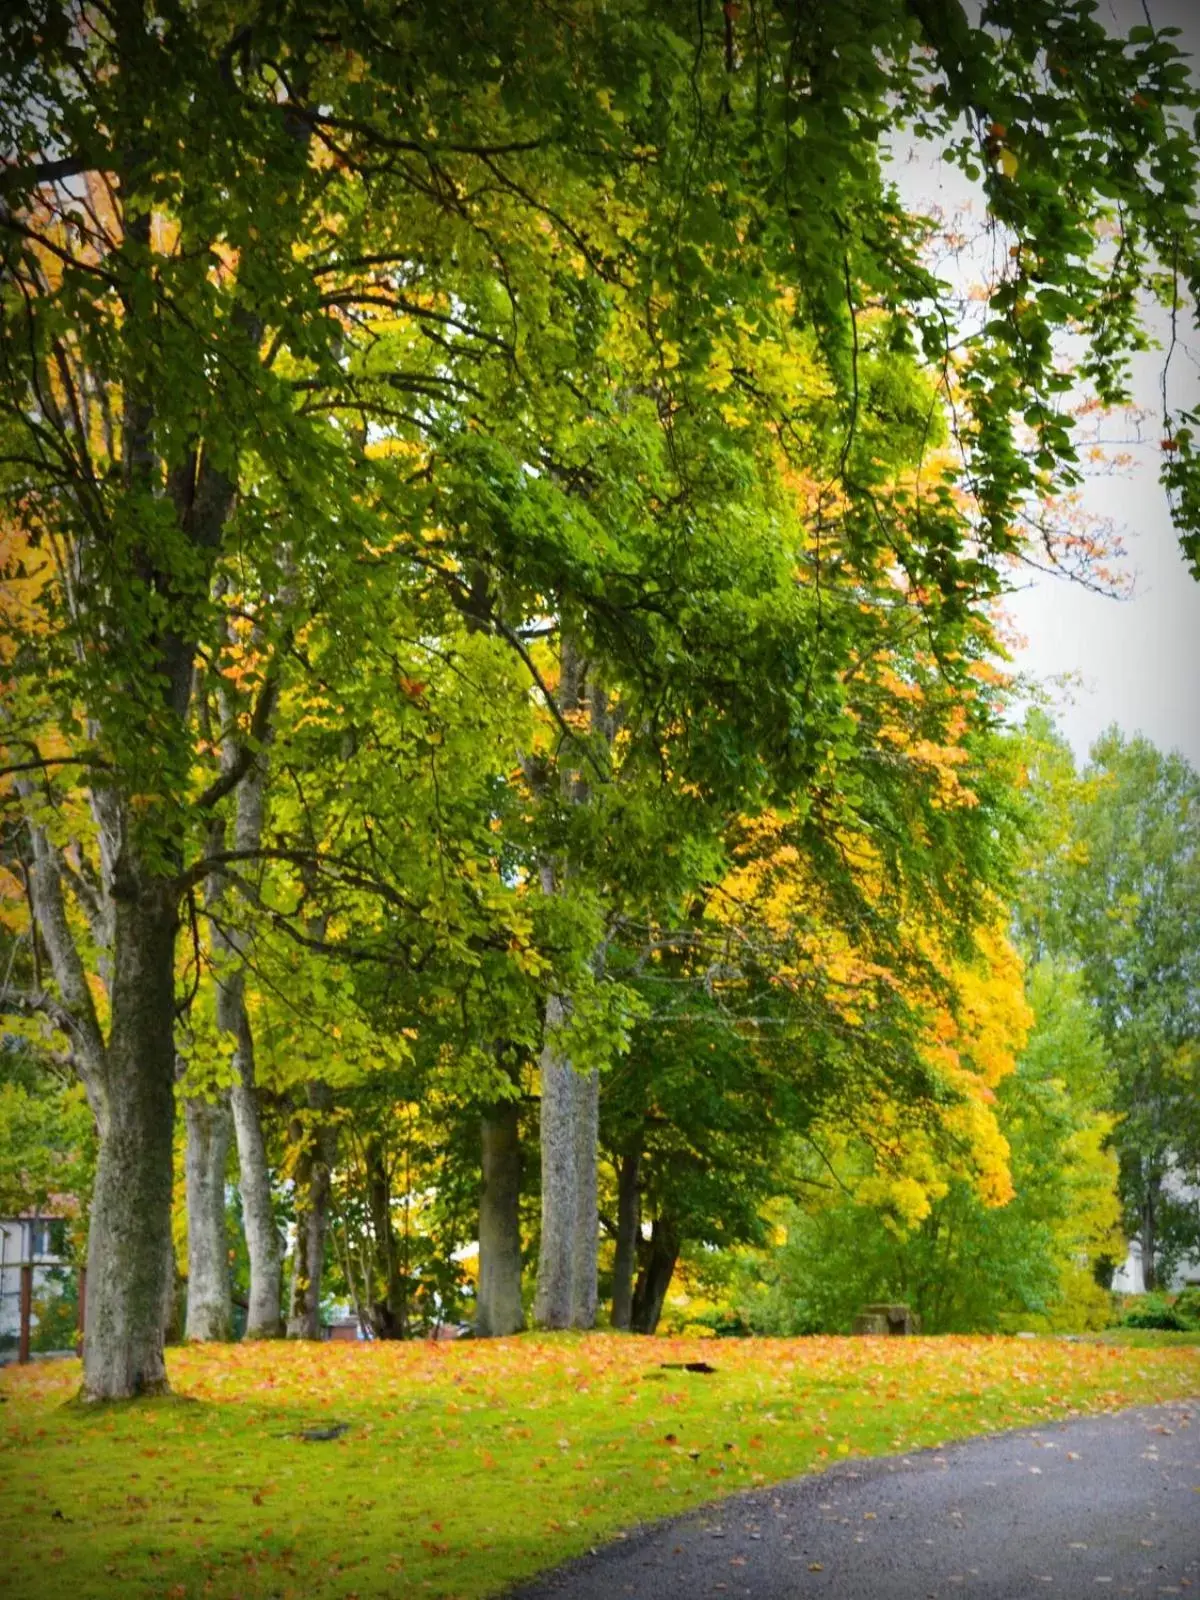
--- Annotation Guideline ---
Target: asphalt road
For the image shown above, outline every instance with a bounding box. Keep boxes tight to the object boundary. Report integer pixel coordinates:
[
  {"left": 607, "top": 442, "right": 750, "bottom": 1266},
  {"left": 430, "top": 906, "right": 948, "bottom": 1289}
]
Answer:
[{"left": 511, "top": 1399, "right": 1200, "bottom": 1600}]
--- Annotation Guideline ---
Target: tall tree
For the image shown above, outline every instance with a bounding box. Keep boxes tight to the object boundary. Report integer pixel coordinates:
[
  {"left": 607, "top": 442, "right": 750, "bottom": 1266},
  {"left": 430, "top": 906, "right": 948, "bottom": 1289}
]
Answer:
[
  {"left": 1022, "top": 726, "right": 1200, "bottom": 1289},
  {"left": 735, "top": 958, "right": 1120, "bottom": 1335},
  {"left": 4, "top": 0, "right": 1200, "bottom": 1397}
]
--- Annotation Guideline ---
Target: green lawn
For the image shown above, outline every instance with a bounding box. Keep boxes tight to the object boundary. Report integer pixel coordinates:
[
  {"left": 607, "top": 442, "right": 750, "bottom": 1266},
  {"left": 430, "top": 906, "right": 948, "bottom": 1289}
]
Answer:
[
  {"left": 2, "top": 1333, "right": 1196, "bottom": 1600},
  {"left": 1087, "top": 1327, "right": 1200, "bottom": 1348}
]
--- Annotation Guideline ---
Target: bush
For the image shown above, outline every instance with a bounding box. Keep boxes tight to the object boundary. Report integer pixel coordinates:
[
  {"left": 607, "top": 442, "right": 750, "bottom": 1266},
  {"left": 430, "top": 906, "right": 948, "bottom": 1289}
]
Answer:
[
  {"left": 30, "top": 1269, "right": 80, "bottom": 1352},
  {"left": 1170, "top": 1287, "right": 1200, "bottom": 1328},
  {"left": 1120, "top": 1293, "right": 1187, "bottom": 1331}
]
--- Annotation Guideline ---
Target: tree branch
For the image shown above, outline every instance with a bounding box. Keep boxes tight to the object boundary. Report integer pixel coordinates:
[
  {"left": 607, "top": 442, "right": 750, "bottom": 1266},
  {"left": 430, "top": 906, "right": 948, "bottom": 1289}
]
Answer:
[
  {"left": 0, "top": 153, "right": 95, "bottom": 196},
  {"left": 15, "top": 789, "right": 107, "bottom": 1075},
  {"left": 0, "top": 755, "right": 112, "bottom": 779},
  {"left": 195, "top": 671, "right": 283, "bottom": 811},
  {"left": 0, "top": 984, "right": 80, "bottom": 1039}
]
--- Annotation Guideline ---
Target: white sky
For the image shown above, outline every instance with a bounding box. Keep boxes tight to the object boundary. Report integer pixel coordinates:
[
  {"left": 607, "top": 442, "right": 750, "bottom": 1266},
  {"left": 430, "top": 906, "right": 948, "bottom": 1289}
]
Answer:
[{"left": 894, "top": 0, "right": 1200, "bottom": 771}]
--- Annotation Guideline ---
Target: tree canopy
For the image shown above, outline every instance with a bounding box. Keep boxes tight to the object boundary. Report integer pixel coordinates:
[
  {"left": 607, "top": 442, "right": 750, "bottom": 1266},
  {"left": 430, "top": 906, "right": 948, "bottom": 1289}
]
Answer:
[{"left": 2, "top": 0, "right": 1199, "bottom": 1394}]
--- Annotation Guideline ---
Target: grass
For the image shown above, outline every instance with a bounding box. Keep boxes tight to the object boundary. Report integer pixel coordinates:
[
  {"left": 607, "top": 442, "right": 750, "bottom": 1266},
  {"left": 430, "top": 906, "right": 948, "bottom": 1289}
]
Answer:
[
  {"left": 1087, "top": 1327, "right": 1200, "bottom": 1348},
  {"left": 1, "top": 1332, "right": 1196, "bottom": 1600}
]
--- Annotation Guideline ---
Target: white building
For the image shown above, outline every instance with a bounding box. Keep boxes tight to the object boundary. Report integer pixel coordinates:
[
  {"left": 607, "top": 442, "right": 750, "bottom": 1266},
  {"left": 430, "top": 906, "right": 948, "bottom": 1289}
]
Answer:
[
  {"left": 0, "top": 1215, "right": 70, "bottom": 1346},
  {"left": 1110, "top": 1167, "right": 1200, "bottom": 1295}
]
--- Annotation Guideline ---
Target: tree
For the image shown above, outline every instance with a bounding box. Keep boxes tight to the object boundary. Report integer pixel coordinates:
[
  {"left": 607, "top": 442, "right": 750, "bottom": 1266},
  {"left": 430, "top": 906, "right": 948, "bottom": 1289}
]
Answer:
[
  {"left": 0, "top": 2, "right": 652, "bottom": 1392},
  {"left": 596, "top": 678, "right": 1032, "bottom": 1334},
  {"left": 726, "top": 957, "right": 1119, "bottom": 1335},
  {"left": 1021, "top": 725, "right": 1200, "bottom": 1290},
  {"left": 4, "top": 0, "right": 1200, "bottom": 1395}
]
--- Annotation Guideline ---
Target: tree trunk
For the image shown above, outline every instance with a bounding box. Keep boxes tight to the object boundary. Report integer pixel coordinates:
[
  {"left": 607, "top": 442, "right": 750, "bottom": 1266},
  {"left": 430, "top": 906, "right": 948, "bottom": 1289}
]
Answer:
[
  {"left": 287, "top": 1081, "right": 336, "bottom": 1339},
  {"left": 184, "top": 1094, "right": 232, "bottom": 1340},
  {"left": 162, "top": 1232, "right": 183, "bottom": 1346},
  {"left": 533, "top": 1007, "right": 575, "bottom": 1328},
  {"left": 610, "top": 1148, "right": 641, "bottom": 1330},
  {"left": 81, "top": 881, "right": 178, "bottom": 1400},
  {"left": 211, "top": 728, "right": 283, "bottom": 1337},
  {"left": 533, "top": 997, "right": 598, "bottom": 1329},
  {"left": 630, "top": 1215, "right": 680, "bottom": 1335},
  {"left": 1141, "top": 1179, "right": 1158, "bottom": 1293},
  {"left": 364, "top": 1133, "right": 407, "bottom": 1338},
  {"left": 571, "top": 1064, "right": 600, "bottom": 1328},
  {"left": 228, "top": 1012, "right": 283, "bottom": 1337},
  {"left": 477, "top": 1100, "right": 524, "bottom": 1336},
  {"left": 530, "top": 640, "right": 607, "bottom": 1331}
]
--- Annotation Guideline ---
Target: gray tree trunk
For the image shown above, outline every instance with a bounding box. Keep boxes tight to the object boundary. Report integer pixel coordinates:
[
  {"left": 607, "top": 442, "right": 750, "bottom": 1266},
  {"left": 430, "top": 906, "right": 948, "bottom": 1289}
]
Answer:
[
  {"left": 610, "top": 1148, "right": 641, "bottom": 1330},
  {"left": 216, "top": 926, "right": 283, "bottom": 1338},
  {"left": 571, "top": 1063, "right": 599, "bottom": 1327},
  {"left": 528, "top": 634, "right": 611, "bottom": 1331},
  {"left": 210, "top": 725, "right": 284, "bottom": 1336},
  {"left": 81, "top": 879, "right": 178, "bottom": 1399},
  {"left": 534, "top": 996, "right": 598, "bottom": 1329},
  {"left": 287, "top": 1081, "right": 336, "bottom": 1339},
  {"left": 477, "top": 1100, "right": 525, "bottom": 1336},
  {"left": 184, "top": 1094, "right": 232, "bottom": 1340},
  {"left": 230, "top": 1025, "right": 283, "bottom": 1337}
]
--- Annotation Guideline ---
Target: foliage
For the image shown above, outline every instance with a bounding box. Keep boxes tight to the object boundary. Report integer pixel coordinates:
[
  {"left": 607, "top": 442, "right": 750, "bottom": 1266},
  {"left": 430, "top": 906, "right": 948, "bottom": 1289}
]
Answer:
[
  {"left": 4, "top": 0, "right": 1200, "bottom": 1391},
  {"left": 1017, "top": 719, "right": 1200, "bottom": 1289},
  {"left": 1119, "top": 1294, "right": 1189, "bottom": 1332},
  {"left": 0, "top": 1066, "right": 95, "bottom": 1252},
  {"left": 328, "top": 1080, "right": 478, "bottom": 1338},
  {"left": 0, "top": 856, "right": 95, "bottom": 1239},
  {"left": 29, "top": 1267, "right": 80, "bottom": 1353},
  {"left": 3, "top": 1334, "right": 1198, "bottom": 1600},
  {"left": 718, "top": 956, "right": 1120, "bottom": 1335}
]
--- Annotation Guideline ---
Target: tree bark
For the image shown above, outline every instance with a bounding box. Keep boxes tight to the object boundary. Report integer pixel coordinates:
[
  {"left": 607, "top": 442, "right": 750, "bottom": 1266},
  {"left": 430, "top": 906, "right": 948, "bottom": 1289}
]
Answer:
[
  {"left": 1141, "top": 1178, "right": 1159, "bottom": 1293},
  {"left": 571, "top": 1062, "right": 600, "bottom": 1328},
  {"left": 534, "top": 997, "right": 599, "bottom": 1329},
  {"left": 477, "top": 1099, "right": 525, "bottom": 1336},
  {"left": 162, "top": 1232, "right": 183, "bottom": 1346},
  {"left": 528, "top": 638, "right": 606, "bottom": 1329},
  {"left": 184, "top": 1093, "right": 232, "bottom": 1340},
  {"left": 610, "top": 1147, "right": 641, "bottom": 1330},
  {"left": 229, "top": 1016, "right": 283, "bottom": 1337},
  {"left": 212, "top": 705, "right": 284, "bottom": 1336},
  {"left": 630, "top": 1214, "right": 680, "bottom": 1335},
  {"left": 81, "top": 878, "right": 178, "bottom": 1399},
  {"left": 533, "top": 1003, "right": 574, "bottom": 1329},
  {"left": 287, "top": 1081, "right": 336, "bottom": 1339},
  {"left": 363, "top": 1133, "right": 408, "bottom": 1338}
]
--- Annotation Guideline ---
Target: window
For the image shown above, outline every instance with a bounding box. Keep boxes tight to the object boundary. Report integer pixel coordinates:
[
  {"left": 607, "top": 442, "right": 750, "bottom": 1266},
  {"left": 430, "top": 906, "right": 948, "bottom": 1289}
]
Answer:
[{"left": 28, "top": 1220, "right": 66, "bottom": 1259}]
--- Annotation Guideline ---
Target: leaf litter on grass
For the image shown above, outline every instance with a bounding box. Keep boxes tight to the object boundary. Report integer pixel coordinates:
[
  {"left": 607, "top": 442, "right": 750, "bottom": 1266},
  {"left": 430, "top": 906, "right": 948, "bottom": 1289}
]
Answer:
[{"left": 0, "top": 1333, "right": 1196, "bottom": 1600}]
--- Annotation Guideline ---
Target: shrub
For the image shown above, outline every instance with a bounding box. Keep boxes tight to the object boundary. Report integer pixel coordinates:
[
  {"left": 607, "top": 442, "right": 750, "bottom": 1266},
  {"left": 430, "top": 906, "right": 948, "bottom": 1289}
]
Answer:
[
  {"left": 1170, "top": 1287, "right": 1200, "bottom": 1328},
  {"left": 1120, "top": 1294, "right": 1187, "bottom": 1331}
]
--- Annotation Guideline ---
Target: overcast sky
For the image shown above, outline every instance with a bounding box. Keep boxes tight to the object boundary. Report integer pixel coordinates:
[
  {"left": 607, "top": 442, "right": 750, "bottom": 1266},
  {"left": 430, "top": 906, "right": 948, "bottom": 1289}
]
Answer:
[{"left": 895, "top": 0, "right": 1200, "bottom": 771}]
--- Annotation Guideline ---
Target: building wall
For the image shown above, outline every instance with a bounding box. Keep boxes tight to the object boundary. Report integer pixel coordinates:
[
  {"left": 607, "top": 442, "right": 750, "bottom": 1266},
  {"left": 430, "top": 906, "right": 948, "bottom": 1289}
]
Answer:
[{"left": 1110, "top": 1168, "right": 1200, "bottom": 1295}]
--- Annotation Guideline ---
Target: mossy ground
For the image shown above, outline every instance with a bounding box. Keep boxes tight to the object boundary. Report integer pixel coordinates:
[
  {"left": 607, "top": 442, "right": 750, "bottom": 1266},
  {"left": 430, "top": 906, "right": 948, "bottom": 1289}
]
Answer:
[{"left": 2, "top": 1333, "right": 1196, "bottom": 1600}]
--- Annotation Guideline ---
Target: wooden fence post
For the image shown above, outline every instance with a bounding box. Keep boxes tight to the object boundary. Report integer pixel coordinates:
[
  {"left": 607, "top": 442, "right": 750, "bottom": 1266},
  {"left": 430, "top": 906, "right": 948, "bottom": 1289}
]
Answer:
[{"left": 17, "top": 1262, "right": 33, "bottom": 1365}]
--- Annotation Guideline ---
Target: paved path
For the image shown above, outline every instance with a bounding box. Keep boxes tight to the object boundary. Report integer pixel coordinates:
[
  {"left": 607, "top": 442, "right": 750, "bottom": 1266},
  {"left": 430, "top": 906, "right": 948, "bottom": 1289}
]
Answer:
[{"left": 511, "top": 1399, "right": 1200, "bottom": 1600}]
